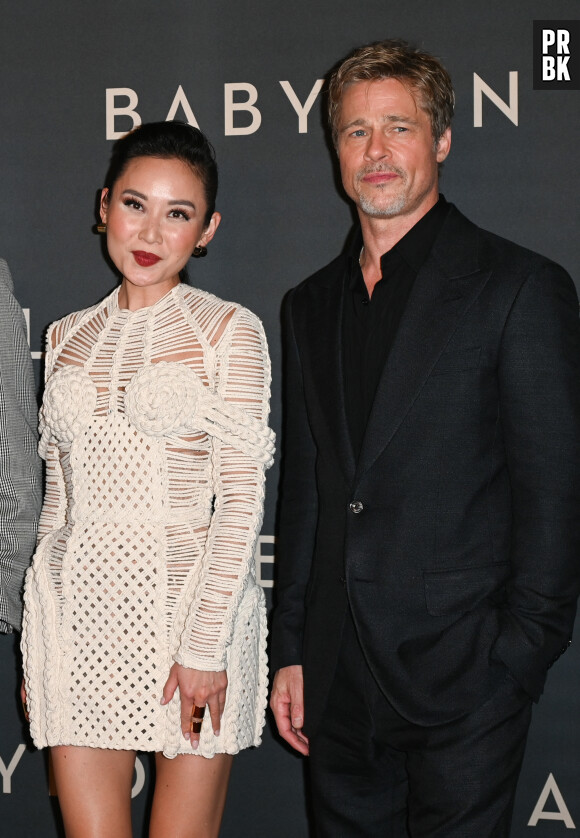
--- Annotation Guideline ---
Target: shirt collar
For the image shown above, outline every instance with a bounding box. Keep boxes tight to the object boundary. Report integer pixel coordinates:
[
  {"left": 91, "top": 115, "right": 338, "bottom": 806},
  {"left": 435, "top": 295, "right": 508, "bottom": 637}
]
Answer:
[{"left": 347, "top": 194, "right": 449, "bottom": 285}]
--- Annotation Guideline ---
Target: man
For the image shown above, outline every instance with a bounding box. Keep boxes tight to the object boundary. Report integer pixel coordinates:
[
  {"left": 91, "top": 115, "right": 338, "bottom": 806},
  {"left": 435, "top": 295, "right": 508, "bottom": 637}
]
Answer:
[
  {"left": 270, "top": 39, "right": 580, "bottom": 836},
  {"left": 0, "top": 258, "right": 42, "bottom": 634}
]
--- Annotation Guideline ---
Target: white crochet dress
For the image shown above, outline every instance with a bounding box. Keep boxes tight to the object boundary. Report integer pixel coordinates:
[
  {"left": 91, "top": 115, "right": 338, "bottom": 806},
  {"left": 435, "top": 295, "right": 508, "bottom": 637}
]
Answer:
[{"left": 21, "top": 283, "right": 274, "bottom": 758}]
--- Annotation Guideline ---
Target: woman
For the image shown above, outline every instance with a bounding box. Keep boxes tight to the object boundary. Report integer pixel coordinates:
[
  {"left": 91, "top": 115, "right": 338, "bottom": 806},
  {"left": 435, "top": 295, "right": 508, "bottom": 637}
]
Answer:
[{"left": 21, "top": 121, "right": 274, "bottom": 838}]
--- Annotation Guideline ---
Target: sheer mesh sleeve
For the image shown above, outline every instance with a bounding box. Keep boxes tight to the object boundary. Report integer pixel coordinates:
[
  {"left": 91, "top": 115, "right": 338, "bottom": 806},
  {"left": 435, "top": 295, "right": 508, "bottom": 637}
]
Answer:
[
  {"left": 36, "top": 440, "right": 66, "bottom": 542},
  {"left": 37, "top": 323, "right": 67, "bottom": 542},
  {"left": 173, "top": 308, "right": 272, "bottom": 670}
]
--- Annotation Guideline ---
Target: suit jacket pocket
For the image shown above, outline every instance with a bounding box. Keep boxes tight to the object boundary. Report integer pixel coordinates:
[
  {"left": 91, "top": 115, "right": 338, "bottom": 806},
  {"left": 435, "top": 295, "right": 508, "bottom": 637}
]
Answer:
[
  {"left": 430, "top": 346, "right": 481, "bottom": 375},
  {"left": 423, "top": 561, "right": 510, "bottom": 617}
]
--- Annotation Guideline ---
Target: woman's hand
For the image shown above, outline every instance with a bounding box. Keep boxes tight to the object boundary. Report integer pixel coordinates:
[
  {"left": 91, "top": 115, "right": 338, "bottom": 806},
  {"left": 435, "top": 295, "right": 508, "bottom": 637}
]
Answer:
[
  {"left": 20, "top": 679, "right": 29, "bottom": 722},
  {"left": 161, "top": 663, "right": 227, "bottom": 749}
]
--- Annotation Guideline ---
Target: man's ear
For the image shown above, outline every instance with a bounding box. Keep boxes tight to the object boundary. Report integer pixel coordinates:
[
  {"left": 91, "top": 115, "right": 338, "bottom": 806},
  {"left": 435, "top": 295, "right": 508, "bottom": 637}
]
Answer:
[{"left": 436, "top": 128, "right": 451, "bottom": 164}]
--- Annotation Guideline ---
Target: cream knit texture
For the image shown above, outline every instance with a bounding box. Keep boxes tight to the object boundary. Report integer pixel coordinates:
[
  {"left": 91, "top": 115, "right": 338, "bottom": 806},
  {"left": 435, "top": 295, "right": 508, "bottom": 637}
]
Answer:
[{"left": 22, "top": 283, "right": 273, "bottom": 758}]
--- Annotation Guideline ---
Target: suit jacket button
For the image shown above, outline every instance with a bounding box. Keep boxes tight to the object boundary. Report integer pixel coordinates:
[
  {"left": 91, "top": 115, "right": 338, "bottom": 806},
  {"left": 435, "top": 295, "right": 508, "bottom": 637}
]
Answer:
[{"left": 349, "top": 500, "right": 364, "bottom": 514}]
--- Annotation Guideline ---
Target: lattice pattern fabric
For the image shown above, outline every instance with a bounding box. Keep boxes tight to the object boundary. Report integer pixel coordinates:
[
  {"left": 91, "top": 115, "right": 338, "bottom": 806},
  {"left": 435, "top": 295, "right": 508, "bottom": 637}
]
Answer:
[{"left": 21, "top": 283, "right": 273, "bottom": 757}]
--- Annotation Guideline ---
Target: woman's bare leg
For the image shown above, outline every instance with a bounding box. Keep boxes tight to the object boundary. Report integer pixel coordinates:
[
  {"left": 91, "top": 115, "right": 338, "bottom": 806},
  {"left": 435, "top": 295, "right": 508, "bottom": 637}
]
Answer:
[
  {"left": 149, "top": 752, "right": 233, "bottom": 838},
  {"left": 50, "top": 746, "right": 136, "bottom": 838}
]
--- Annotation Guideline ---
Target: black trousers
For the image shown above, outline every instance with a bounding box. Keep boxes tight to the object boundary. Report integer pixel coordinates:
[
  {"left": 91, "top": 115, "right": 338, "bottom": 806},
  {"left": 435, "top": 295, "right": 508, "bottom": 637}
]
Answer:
[{"left": 308, "top": 610, "right": 533, "bottom": 837}]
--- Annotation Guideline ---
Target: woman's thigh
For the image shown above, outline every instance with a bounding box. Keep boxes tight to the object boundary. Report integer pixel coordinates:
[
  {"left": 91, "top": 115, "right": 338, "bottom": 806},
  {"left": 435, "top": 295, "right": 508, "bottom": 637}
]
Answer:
[
  {"left": 150, "top": 752, "right": 233, "bottom": 838},
  {"left": 50, "top": 746, "right": 136, "bottom": 838}
]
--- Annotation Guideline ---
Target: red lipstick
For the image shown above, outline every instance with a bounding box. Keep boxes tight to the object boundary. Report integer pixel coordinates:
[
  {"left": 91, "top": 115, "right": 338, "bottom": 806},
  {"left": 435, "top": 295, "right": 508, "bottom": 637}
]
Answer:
[{"left": 132, "top": 251, "right": 161, "bottom": 267}]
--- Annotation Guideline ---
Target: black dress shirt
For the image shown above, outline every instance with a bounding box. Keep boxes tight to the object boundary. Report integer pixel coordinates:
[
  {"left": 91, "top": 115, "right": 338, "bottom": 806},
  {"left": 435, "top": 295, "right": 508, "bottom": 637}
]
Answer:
[{"left": 343, "top": 196, "right": 448, "bottom": 457}]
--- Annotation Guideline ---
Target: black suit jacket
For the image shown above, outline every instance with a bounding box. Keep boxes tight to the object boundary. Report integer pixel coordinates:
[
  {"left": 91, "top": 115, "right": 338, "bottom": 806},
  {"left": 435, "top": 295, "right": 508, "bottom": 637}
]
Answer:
[{"left": 272, "top": 204, "right": 580, "bottom": 734}]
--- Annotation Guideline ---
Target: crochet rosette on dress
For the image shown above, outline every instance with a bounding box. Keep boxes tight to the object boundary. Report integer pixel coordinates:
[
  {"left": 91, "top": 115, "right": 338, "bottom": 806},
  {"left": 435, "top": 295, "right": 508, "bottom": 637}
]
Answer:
[{"left": 22, "top": 284, "right": 273, "bottom": 758}]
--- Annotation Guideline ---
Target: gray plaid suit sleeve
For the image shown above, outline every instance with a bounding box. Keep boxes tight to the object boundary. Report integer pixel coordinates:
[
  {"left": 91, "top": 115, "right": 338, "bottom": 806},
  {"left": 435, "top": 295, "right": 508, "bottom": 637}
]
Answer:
[{"left": 0, "top": 259, "right": 42, "bottom": 633}]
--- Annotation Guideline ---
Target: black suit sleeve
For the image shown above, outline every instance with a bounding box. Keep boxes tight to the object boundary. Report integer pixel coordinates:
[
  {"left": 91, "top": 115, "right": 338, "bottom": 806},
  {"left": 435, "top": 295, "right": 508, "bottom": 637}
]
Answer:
[
  {"left": 271, "top": 289, "right": 319, "bottom": 671},
  {"left": 493, "top": 262, "right": 580, "bottom": 699}
]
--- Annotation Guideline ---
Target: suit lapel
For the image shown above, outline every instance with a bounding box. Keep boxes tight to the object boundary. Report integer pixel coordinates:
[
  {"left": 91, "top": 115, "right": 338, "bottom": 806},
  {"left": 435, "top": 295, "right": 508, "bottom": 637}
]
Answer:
[
  {"left": 302, "top": 264, "right": 357, "bottom": 484},
  {"left": 355, "top": 207, "right": 491, "bottom": 482}
]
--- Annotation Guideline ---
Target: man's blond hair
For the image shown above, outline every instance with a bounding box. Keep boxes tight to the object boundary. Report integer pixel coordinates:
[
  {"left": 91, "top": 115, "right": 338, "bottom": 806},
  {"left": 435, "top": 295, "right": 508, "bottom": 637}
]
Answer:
[{"left": 328, "top": 39, "right": 455, "bottom": 147}]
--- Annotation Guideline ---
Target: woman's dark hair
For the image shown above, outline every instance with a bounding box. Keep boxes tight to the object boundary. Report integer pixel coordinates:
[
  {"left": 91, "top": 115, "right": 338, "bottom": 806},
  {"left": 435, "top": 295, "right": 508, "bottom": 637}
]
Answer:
[{"left": 104, "top": 121, "right": 218, "bottom": 226}]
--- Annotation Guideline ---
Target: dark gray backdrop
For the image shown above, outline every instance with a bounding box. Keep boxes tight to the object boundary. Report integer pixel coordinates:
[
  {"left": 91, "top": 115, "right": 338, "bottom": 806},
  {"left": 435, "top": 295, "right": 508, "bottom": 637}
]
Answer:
[{"left": 0, "top": 1, "right": 579, "bottom": 835}]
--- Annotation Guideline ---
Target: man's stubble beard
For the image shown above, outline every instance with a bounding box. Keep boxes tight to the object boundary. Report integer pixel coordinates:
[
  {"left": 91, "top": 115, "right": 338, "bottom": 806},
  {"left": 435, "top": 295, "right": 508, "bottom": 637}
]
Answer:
[
  {"left": 354, "top": 166, "right": 409, "bottom": 219},
  {"left": 357, "top": 190, "right": 408, "bottom": 218}
]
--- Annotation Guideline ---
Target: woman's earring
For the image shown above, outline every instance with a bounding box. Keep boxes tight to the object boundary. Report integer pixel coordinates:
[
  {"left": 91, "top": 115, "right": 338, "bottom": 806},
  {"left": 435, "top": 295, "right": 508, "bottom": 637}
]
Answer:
[
  {"left": 96, "top": 224, "right": 107, "bottom": 233},
  {"left": 192, "top": 245, "right": 207, "bottom": 258}
]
